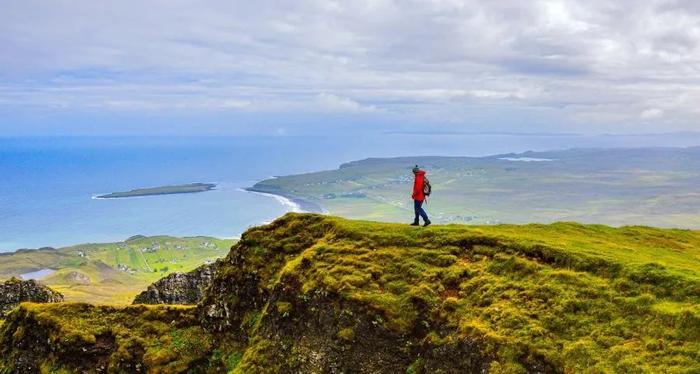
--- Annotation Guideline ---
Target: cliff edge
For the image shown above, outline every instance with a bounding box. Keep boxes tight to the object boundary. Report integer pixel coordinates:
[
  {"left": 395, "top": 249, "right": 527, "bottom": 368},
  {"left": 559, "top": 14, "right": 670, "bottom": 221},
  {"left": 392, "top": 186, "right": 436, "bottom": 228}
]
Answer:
[{"left": 2, "top": 213, "right": 700, "bottom": 373}]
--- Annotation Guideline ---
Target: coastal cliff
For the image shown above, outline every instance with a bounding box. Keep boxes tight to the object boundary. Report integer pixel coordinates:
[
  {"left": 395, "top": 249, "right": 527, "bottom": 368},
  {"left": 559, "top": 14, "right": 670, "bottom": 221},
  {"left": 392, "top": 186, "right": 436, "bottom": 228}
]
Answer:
[{"left": 2, "top": 213, "right": 700, "bottom": 372}]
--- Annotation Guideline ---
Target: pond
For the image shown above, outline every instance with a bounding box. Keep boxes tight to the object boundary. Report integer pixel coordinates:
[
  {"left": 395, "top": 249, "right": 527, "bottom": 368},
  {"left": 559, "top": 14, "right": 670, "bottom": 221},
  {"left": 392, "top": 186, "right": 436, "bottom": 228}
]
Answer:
[{"left": 20, "top": 268, "right": 56, "bottom": 280}]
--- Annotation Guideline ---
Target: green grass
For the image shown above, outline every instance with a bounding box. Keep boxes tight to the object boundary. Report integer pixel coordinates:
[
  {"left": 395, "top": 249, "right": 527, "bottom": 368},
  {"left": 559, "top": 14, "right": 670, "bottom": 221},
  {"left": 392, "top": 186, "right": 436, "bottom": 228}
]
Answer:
[
  {"left": 223, "top": 214, "right": 700, "bottom": 372},
  {"left": 0, "top": 303, "right": 215, "bottom": 372},
  {"left": 0, "top": 236, "right": 235, "bottom": 304},
  {"left": 3, "top": 214, "right": 700, "bottom": 372}
]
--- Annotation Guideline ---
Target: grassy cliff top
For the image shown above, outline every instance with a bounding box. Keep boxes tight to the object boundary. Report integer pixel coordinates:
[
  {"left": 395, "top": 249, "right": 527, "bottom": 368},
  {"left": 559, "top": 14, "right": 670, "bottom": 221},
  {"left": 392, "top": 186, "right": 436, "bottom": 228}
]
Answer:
[
  {"left": 2, "top": 214, "right": 700, "bottom": 372},
  {"left": 209, "top": 214, "right": 700, "bottom": 372}
]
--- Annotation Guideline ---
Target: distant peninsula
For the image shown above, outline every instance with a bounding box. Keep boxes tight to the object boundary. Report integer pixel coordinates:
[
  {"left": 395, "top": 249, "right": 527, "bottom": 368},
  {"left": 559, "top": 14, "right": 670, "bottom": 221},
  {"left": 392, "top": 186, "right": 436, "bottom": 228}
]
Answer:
[{"left": 96, "top": 183, "right": 216, "bottom": 199}]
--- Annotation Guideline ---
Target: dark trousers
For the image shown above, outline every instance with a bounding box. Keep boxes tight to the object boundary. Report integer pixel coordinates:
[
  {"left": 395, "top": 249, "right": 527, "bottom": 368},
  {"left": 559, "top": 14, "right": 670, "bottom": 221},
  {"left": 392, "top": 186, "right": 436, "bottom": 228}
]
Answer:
[{"left": 414, "top": 199, "right": 429, "bottom": 223}]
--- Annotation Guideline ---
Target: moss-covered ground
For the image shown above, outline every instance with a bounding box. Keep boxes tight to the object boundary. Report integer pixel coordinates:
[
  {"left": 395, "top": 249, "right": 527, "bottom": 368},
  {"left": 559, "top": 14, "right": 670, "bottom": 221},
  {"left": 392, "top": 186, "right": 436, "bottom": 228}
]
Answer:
[
  {"left": 223, "top": 214, "right": 700, "bottom": 372},
  {"left": 2, "top": 214, "right": 700, "bottom": 372},
  {"left": 0, "top": 303, "right": 222, "bottom": 372}
]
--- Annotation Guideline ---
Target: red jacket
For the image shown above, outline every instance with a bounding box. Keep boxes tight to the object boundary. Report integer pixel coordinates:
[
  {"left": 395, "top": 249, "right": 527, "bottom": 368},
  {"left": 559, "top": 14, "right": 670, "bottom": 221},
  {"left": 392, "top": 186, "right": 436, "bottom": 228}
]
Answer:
[{"left": 412, "top": 170, "right": 426, "bottom": 201}]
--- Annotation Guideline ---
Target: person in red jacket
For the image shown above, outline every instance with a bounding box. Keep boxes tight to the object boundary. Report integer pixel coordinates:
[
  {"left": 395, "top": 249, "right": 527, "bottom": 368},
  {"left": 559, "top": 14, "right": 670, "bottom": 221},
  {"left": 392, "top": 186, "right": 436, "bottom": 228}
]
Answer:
[{"left": 411, "top": 165, "right": 431, "bottom": 227}]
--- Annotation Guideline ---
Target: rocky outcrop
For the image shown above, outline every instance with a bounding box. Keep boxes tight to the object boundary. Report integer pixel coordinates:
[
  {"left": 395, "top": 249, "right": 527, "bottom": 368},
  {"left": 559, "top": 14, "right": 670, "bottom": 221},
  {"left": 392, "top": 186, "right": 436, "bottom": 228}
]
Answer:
[
  {"left": 64, "top": 271, "right": 91, "bottom": 284},
  {"left": 132, "top": 262, "right": 217, "bottom": 305},
  {"left": 0, "top": 277, "right": 63, "bottom": 317},
  {"left": 197, "top": 214, "right": 501, "bottom": 373}
]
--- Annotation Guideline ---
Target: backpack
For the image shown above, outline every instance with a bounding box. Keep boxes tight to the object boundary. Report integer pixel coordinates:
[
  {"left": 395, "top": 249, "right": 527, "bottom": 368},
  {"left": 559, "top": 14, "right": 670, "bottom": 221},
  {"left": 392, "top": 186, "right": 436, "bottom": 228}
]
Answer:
[{"left": 423, "top": 177, "right": 432, "bottom": 197}]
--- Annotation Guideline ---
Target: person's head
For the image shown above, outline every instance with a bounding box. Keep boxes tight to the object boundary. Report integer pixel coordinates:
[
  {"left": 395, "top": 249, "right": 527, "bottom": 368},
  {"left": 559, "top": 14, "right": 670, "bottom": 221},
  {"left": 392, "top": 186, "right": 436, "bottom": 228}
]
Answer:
[{"left": 412, "top": 165, "right": 420, "bottom": 174}]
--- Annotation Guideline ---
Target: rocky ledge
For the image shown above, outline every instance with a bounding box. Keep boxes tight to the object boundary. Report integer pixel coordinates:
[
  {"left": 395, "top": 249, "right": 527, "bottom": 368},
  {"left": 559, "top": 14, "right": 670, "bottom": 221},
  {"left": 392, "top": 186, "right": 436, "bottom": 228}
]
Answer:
[
  {"left": 0, "top": 277, "right": 63, "bottom": 317},
  {"left": 132, "top": 262, "right": 217, "bottom": 305}
]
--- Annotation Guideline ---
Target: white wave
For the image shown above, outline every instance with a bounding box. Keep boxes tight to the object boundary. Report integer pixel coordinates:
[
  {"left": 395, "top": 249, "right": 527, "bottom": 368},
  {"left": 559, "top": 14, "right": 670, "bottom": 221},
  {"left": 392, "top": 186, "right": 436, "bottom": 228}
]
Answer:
[
  {"left": 242, "top": 189, "right": 304, "bottom": 213},
  {"left": 499, "top": 157, "right": 553, "bottom": 162}
]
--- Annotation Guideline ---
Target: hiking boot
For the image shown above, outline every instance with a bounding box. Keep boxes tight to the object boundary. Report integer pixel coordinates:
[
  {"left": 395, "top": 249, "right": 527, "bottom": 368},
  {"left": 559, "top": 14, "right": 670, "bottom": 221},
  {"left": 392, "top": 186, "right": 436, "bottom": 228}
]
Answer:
[
  {"left": 410, "top": 221, "right": 420, "bottom": 226},
  {"left": 423, "top": 220, "right": 431, "bottom": 227}
]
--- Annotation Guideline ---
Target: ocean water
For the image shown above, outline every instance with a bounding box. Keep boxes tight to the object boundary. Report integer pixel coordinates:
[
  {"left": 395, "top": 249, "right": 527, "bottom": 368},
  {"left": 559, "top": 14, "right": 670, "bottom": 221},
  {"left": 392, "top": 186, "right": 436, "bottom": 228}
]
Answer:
[{"left": 2, "top": 133, "right": 700, "bottom": 252}]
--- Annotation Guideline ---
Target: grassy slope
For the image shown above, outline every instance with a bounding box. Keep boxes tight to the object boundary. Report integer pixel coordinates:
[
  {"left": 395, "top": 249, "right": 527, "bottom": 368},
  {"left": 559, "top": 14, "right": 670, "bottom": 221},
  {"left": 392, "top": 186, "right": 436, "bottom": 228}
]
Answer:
[
  {"left": 0, "top": 303, "right": 217, "bottom": 372},
  {"left": 224, "top": 214, "right": 700, "bottom": 372},
  {"left": 2, "top": 214, "right": 699, "bottom": 372},
  {"left": 251, "top": 148, "right": 700, "bottom": 228},
  {"left": 0, "top": 236, "right": 234, "bottom": 304}
]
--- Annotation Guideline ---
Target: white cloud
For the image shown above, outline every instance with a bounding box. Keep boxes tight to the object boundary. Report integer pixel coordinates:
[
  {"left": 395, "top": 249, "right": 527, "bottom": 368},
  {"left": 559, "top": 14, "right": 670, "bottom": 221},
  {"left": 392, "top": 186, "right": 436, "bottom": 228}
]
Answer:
[
  {"left": 220, "top": 99, "right": 252, "bottom": 109},
  {"left": 641, "top": 108, "right": 664, "bottom": 120},
  {"left": 0, "top": 0, "right": 699, "bottom": 133},
  {"left": 315, "top": 93, "right": 377, "bottom": 112}
]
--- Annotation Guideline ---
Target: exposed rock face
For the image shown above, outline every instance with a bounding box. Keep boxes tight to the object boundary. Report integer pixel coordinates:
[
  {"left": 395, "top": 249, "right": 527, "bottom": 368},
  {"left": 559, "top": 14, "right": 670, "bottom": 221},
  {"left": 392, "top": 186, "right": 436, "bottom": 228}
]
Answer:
[
  {"left": 132, "top": 262, "right": 216, "bottom": 305},
  {"left": 64, "top": 271, "right": 91, "bottom": 284},
  {"left": 0, "top": 277, "right": 63, "bottom": 317}
]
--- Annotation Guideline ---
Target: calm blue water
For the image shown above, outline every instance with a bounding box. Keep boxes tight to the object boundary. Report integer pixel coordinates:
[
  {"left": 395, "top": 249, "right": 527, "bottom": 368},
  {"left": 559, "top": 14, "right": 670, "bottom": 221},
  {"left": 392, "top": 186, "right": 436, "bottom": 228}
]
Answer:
[
  {"left": 20, "top": 268, "right": 56, "bottom": 280},
  {"left": 2, "top": 133, "right": 699, "bottom": 252}
]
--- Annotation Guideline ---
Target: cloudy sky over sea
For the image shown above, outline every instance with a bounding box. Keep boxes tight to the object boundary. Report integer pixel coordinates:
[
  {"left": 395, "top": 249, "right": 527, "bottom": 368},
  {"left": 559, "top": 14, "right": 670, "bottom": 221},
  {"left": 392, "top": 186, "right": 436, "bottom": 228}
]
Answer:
[{"left": 1, "top": 1, "right": 699, "bottom": 135}]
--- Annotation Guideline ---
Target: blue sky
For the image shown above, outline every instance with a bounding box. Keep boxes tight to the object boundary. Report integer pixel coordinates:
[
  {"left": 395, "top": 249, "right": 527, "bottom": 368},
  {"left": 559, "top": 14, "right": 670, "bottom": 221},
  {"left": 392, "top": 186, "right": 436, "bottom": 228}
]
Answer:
[{"left": 1, "top": 1, "right": 699, "bottom": 135}]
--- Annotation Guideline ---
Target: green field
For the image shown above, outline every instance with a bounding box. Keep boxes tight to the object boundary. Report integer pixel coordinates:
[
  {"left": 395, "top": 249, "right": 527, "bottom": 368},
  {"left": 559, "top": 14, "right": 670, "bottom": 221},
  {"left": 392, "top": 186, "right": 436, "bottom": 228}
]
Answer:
[
  {"left": 251, "top": 147, "right": 700, "bottom": 228},
  {"left": 0, "top": 235, "right": 235, "bottom": 304}
]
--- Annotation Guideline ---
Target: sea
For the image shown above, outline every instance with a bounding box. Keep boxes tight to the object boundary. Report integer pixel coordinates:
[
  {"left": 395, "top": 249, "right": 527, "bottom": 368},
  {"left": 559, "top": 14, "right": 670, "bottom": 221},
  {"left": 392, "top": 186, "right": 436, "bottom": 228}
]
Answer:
[{"left": 2, "top": 132, "right": 700, "bottom": 252}]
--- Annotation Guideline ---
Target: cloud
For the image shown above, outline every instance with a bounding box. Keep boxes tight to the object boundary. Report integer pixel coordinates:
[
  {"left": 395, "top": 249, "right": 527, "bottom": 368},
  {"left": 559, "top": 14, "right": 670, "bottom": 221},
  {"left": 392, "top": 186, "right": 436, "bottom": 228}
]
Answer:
[
  {"left": 220, "top": 99, "right": 252, "bottom": 109},
  {"left": 0, "top": 0, "right": 699, "bottom": 134},
  {"left": 315, "top": 93, "right": 377, "bottom": 112},
  {"left": 641, "top": 108, "right": 664, "bottom": 120}
]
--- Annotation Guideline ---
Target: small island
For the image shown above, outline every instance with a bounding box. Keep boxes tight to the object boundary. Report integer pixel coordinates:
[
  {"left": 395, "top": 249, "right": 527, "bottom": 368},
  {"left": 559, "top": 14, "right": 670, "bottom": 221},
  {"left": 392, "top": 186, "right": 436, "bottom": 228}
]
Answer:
[{"left": 96, "top": 183, "right": 216, "bottom": 199}]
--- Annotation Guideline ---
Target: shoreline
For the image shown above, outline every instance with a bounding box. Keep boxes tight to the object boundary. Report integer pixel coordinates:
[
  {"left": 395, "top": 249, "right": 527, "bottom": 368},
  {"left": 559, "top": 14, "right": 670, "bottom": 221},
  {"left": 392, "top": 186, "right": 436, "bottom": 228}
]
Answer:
[
  {"left": 243, "top": 187, "right": 326, "bottom": 214},
  {"left": 2, "top": 185, "right": 319, "bottom": 254}
]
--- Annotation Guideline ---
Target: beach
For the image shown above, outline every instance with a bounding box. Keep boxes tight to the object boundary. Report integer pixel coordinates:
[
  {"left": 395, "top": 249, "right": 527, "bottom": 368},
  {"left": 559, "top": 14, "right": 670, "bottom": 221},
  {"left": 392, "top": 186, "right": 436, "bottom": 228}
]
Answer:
[{"left": 243, "top": 187, "right": 326, "bottom": 214}]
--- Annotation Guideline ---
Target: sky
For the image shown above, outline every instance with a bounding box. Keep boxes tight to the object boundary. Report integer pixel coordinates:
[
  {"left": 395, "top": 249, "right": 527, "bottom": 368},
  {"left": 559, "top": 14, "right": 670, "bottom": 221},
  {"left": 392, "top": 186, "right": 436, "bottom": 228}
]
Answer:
[{"left": 1, "top": 0, "right": 699, "bottom": 136}]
